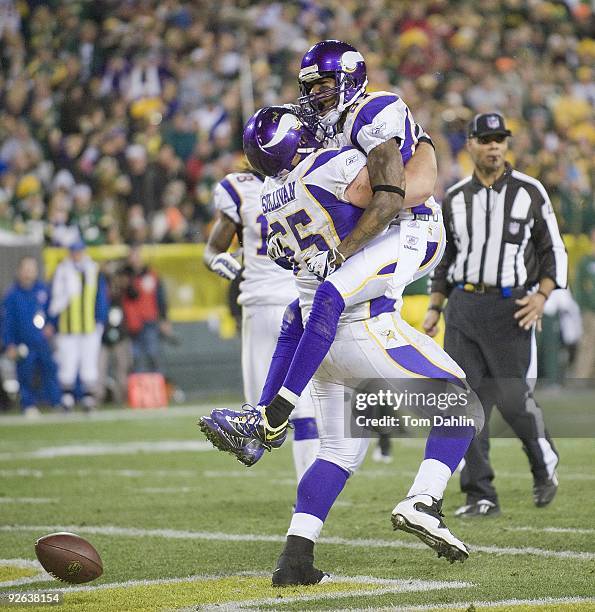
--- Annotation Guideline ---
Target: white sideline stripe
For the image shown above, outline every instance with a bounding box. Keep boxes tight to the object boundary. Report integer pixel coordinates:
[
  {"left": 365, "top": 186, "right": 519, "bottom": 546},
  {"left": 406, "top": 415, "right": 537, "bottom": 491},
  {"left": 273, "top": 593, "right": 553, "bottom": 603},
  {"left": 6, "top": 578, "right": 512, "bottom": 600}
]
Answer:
[
  {"left": 0, "top": 468, "right": 201, "bottom": 478},
  {"left": 2, "top": 465, "right": 593, "bottom": 483},
  {"left": 0, "top": 440, "right": 212, "bottom": 460},
  {"left": 0, "top": 498, "right": 57, "bottom": 504},
  {"left": 348, "top": 596, "right": 595, "bottom": 611},
  {"left": 506, "top": 526, "right": 595, "bottom": 535},
  {"left": 0, "top": 404, "right": 213, "bottom": 425},
  {"left": 2, "top": 525, "right": 593, "bottom": 561},
  {"left": 0, "top": 558, "right": 51, "bottom": 588},
  {"left": 183, "top": 577, "right": 473, "bottom": 611}
]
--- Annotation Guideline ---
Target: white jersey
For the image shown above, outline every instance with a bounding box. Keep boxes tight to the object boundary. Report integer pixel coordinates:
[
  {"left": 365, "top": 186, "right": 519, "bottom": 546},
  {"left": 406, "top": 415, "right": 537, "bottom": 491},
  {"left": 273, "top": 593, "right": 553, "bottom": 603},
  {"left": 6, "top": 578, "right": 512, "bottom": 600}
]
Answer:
[
  {"left": 333, "top": 90, "right": 434, "bottom": 217},
  {"left": 213, "top": 172, "right": 297, "bottom": 307},
  {"left": 262, "top": 146, "right": 367, "bottom": 273},
  {"left": 262, "top": 145, "right": 373, "bottom": 320},
  {"left": 262, "top": 146, "right": 444, "bottom": 325}
]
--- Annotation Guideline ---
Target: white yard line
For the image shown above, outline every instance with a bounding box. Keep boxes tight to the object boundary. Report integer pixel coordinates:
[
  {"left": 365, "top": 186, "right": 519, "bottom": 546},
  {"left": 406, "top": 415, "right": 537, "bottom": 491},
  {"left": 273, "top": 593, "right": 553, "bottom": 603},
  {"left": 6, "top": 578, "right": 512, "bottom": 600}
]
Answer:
[
  {"left": 0, "top": 498, "right": 57, "bottom": 504},
  {"left": 504, "top": 526, "right": 595, "bottom": 535},
  {"left": 202, "top": 470, "right": 262, "bottom": 478},
  {"left": 13, "top": 571, "right": 591, "bottom": 611},
  {"left": 495, "top": 470, "right": 595, "bottom": 481},
  {"left": 2, "top": 465, "right": 592, "bottom": 483},
  {"left": 2, "top": 525, "right": 593, "bottom": 561},
  {"left": 184, "top": 579, "right": 472, "bottom": 611},
  {"left": 0, "top": 468, "right": 200, "bottom": 478},
  {"left": 139, "top": 487, "right": 197, "bottom": 494},
  {"left": 23, "top": 572, "right": 470, "bottom": 597},
  {"left": 347, "top": 596, "right": 595, "bottom": 611},
  {"left": 0, "top": 440, "right": 212, "bottom": 460},
  {"left": 0, "top": 559, "right": 40, "bottom": 569},
  {"left": 0, "top": 405, "right": 214, "bottom": 425},
  {"left": 362, "top": 468, "right": 595, "bottom": 482}
]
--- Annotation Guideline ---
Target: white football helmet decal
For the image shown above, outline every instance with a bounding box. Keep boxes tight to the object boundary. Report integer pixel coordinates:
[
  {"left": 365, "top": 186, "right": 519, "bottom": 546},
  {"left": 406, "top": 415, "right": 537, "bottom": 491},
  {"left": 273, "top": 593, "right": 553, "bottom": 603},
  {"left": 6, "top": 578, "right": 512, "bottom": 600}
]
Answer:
[
  {"left": 262, "top": 114, "right": 302, "bottom": 149},
  {"left": 341, "top": 50, "right": 365, "bottom": 73}
]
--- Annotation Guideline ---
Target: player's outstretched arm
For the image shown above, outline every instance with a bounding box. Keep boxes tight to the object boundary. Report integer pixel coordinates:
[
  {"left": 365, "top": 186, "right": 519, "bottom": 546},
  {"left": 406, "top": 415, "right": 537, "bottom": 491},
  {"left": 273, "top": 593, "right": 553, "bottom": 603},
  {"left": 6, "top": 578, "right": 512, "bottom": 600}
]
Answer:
[
  {"left": 336, "top": 139, "right": 405, "bottom": 261},
  {"left": 204, "top": 212, "right": 242, "bottom": 281}
]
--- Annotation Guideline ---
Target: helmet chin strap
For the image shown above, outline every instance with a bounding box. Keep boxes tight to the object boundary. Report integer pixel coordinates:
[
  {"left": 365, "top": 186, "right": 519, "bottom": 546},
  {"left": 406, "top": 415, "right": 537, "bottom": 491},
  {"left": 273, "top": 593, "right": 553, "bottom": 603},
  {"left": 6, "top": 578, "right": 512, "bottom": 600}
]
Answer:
[
  {"left": 319, "top": 108, "right": 342, "bottom": 128},
  {"left": 318, "top": 75, "right": 368, "bottom": 131}
]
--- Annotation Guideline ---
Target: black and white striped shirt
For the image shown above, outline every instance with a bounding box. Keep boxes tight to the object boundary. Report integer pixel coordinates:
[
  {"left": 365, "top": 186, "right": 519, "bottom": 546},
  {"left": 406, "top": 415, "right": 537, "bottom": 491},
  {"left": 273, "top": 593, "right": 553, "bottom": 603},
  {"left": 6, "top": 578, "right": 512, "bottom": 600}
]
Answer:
[{"left": 431, "top": 164, "right": 568, "bottom": 294}]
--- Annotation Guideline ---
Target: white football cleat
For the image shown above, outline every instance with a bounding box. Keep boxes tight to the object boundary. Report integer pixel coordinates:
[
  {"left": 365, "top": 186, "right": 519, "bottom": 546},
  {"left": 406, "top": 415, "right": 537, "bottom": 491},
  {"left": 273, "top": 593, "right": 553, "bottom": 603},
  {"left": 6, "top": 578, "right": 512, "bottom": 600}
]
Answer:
[{"left": 391, "top": 494, "right": 469, "bottom": 563}]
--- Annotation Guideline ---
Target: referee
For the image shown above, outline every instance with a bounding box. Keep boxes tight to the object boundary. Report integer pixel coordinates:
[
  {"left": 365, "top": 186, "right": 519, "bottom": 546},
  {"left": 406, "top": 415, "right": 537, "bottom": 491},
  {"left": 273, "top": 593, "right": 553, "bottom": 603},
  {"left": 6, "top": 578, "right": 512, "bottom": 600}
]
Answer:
[{"left": 424, "top": 113, "right": 568, "bottom": 517}]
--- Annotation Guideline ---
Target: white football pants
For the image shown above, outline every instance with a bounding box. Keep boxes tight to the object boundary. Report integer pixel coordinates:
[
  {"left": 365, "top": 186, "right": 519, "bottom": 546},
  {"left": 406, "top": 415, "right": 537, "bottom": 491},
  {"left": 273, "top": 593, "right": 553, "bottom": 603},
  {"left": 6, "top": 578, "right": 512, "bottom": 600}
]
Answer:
[
  {"left": 310, "top": 311, "right": 475, "bottom": 474},
  {"left": 325, "top": 211, "right": 445, "bottom": 317},
  {"left": 54, "top": 330, "right": 102, "bottom": 391}
]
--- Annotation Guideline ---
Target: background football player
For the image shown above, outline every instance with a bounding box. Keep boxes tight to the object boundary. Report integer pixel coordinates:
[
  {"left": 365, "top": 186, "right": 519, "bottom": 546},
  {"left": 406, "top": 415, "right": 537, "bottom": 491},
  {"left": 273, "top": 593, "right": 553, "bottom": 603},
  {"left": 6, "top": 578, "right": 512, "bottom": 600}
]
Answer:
[{"left": 204, "top": 166, "right": 319, "bottom": 482}]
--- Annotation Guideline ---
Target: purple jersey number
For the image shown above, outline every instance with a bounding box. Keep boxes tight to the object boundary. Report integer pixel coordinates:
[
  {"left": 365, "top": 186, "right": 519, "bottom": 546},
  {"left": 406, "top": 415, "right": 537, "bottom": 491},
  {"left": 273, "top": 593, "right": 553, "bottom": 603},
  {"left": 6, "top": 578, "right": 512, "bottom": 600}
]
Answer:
[{"left": 286, "top": 210, "right": 329, "bottom": 253}]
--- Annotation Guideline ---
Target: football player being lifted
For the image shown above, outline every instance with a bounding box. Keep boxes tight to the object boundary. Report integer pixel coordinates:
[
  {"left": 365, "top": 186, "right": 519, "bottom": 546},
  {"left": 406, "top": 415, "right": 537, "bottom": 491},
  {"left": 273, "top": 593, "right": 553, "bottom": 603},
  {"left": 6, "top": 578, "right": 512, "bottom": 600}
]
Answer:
[{"left": 200, "top": 107, "right": 483, "bottom": 583}]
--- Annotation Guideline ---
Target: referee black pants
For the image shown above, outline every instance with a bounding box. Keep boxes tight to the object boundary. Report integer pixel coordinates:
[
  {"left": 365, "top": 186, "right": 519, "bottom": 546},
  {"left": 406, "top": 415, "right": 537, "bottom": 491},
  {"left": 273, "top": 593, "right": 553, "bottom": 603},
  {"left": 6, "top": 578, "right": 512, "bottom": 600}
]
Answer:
[{"left": 444, "top": 288, "right": 559, "bottom": 505}]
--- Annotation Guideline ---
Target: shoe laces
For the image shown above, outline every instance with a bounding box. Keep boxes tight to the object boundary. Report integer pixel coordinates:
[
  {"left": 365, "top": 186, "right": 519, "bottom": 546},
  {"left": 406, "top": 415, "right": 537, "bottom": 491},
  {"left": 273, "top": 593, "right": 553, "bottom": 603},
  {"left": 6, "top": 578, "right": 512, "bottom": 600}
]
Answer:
[{"left": 233, "top": 404, "right": 263, "bottom": 436}]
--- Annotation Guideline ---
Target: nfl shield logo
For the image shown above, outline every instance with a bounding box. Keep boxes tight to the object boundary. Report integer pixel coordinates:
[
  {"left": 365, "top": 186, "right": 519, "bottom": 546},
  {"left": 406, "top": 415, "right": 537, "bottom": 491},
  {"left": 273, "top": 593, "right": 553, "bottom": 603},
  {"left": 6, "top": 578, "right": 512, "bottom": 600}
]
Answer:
[
  {"left": 509, "top": 221, "right": 520, "bottom": 235},
  {"left": 487, "top": 115, "right": 500, "bottom": 129}
]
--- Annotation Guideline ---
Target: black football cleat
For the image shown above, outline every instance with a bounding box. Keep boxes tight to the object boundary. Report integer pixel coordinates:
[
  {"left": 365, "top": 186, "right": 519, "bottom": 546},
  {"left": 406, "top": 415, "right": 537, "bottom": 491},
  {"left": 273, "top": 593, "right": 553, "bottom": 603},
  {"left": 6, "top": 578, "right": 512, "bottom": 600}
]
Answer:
[
  {"left": 533, "top": 473, "right": 558, "bottom": 507},
  {"left": 272, "top": 554, "right": 330, "bottom": 587},
  {"left": 392, "top": 494, "right": 469, "bottom": 563},
  {"left": 454, "top": 499, "right": 501, "bottom": 518}
]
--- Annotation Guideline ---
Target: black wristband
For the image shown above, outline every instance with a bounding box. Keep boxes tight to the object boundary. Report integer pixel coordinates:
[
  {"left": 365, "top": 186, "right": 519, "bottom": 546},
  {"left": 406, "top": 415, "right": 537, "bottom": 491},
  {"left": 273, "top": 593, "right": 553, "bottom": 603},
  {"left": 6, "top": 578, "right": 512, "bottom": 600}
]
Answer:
[
  {"left": 265, "top": 394, "right": 294, "bottom": 428},
  {"left": 537, "top": 290, "right": 549, "bottom": 300},
  {"left": 418, "top": 135, "right": 435, "bottom": 149},
  {"left": 372, "top": 184, "right": 406, "bottom": 198},
  {"left": 428, "top": 304, "right": 443, "bottom": 314}
]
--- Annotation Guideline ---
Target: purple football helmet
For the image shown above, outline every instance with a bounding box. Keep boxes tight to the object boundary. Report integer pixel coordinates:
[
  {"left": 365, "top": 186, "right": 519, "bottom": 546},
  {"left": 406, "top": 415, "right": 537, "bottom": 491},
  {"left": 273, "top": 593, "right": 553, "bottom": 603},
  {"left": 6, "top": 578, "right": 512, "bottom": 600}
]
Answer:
[
  {"left": 298, "top": 40, "right": 368, "bottom": 132},
  {"left": 243, "top": 106, "right": 320, "bottom": 177}
]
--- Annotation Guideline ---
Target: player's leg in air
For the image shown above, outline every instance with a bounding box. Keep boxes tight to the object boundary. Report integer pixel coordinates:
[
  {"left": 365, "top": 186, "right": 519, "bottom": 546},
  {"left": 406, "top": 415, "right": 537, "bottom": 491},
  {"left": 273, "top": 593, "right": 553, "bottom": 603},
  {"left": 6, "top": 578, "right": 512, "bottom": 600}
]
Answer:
[{"left": 203, "top": 211, "right": 445, "bottom": 461}]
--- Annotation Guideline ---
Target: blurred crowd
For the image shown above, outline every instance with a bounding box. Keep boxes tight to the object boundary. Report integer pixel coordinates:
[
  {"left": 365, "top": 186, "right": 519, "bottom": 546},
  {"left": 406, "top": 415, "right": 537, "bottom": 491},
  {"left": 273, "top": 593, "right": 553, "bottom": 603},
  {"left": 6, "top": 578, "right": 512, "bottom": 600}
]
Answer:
[{"left": 0, "top": 0, "right": 593, "bottom": 247}]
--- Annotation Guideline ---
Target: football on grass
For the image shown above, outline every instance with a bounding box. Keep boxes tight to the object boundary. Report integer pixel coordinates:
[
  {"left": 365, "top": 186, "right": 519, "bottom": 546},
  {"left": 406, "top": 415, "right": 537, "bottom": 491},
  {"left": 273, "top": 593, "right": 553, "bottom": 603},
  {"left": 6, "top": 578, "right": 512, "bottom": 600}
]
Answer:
[{"left": 35, "top": 532, "right": 103, "bottom": 583}]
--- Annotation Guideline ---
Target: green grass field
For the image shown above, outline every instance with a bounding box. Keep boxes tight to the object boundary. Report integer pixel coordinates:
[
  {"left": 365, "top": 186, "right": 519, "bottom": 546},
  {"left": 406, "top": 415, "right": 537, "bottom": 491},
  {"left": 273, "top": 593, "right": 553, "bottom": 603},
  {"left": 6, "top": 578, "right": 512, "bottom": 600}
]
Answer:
[{"left": 0, "top": 398, "right": 594, "bottom": 611}]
